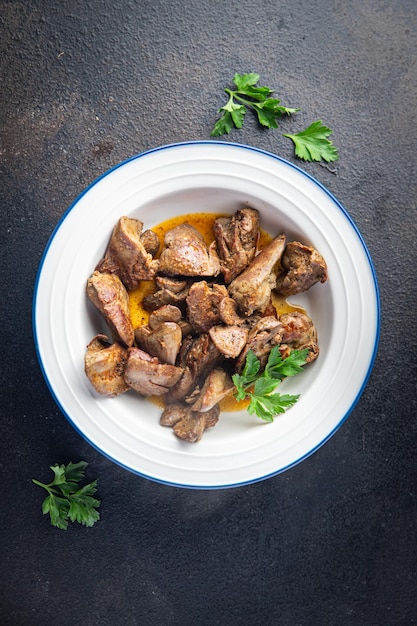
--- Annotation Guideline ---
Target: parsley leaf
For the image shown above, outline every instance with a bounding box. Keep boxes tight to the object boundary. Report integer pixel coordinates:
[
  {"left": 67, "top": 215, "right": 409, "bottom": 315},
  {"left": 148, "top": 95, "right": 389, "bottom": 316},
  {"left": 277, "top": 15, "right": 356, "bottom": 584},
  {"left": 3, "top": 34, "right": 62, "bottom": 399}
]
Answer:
[
  {"left": 247, "top": 392, "right": 300, "bottom": 422},
  {"left": 264, "top": 346, "right": 309, "bottom": 379},
  {"left": 233, "top": 72, "right": 270, "bottom": 95},
  {"left": 232, "top": 348, "right": 308, "bottom": 422},
  {"left": 211, "top": 73, "right": 299, "bottom": 136},
  {"left": 283, "top": 120, "right": 339, "bottom": 162},
  {"left": 210, "top": 74, "right": 340, "bottom": 163},
  {"left": 211, "top": 94, "right": 246, "bottom": 136},
  {"left": 32, "top": 461, "right": 100, "bottom": 530}
]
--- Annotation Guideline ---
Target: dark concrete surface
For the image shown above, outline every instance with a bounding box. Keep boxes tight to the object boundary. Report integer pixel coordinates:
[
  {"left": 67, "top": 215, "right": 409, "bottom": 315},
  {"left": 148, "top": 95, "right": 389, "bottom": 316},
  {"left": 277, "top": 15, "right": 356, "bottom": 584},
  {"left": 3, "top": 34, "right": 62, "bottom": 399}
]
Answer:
[{"left": 1, "top": 0, "right": 416, "bottom": 624}]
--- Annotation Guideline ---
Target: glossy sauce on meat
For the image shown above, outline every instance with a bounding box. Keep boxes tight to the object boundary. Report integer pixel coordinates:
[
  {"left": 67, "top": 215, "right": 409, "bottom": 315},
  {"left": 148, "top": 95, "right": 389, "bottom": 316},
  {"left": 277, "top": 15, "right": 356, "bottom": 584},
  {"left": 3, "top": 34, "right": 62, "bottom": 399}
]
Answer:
[
  {"left": 129, "top": 212, "right": 302, "bottom": 325},
  {"left": 128, "top": 211, "right": 303, "bottom": 412},
  {"left": 129, "top": 213, "right": 220, "bottom": 327}
]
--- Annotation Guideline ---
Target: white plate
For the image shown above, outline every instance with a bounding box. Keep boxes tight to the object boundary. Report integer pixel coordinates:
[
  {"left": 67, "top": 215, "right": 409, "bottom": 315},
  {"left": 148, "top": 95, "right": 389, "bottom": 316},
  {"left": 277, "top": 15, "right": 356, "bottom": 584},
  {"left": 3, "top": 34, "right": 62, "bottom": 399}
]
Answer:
[{"left": 33, "top": 141, "right": 380, "bottom": 489}]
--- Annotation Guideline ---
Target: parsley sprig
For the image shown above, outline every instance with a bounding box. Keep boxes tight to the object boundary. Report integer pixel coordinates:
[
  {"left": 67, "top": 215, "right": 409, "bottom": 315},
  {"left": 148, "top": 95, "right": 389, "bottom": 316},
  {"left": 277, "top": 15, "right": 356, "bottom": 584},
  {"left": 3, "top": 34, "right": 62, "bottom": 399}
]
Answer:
[
  {"left": 32, "top": 461, "right": 100, "bottom": 530},
  {"left": 283, "top": 120, "right": 338, "bottom": 162},
  {"left": 211, "top": 72, "right": 299, "bottom": 137},
  {"left": 211, "top": 73, "right": 339, "bottom": 163},
  {"left": 232, "top": 346, "right": 308, "bottom": 422}
]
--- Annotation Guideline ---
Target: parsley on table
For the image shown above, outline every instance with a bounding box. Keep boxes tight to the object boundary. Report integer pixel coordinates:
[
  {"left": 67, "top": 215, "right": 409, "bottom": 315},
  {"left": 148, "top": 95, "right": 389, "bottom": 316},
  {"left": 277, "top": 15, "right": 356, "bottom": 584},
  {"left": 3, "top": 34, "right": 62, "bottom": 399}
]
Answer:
[
  {"left": 210, "top": 72, "right": 299, "bottom": 137},
  {"left": 32, "top": 461, "right": 100, "bottom": 530},
  {"left": 232, "top": 346, "right": 308, "bottom": 422},
  {"left": 210, "top": 73, "right": 339, "bottom": 164},
  {"left": 283, "top": 120, "right": 339, "bottom": 162}
]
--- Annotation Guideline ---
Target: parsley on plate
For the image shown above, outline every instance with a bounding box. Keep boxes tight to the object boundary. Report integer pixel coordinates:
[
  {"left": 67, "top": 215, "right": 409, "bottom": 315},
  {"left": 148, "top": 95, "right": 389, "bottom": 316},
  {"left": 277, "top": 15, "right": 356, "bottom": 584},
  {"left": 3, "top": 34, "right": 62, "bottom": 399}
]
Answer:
[{"left": 232, "top": 346, "right": 308, "bottom": 422}]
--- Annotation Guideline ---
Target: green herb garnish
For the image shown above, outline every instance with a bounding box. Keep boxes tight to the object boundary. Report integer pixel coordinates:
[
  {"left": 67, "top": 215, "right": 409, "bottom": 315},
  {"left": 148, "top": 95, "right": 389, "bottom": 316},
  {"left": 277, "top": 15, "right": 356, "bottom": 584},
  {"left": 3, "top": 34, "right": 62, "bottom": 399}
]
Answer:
[
  {"left": 211, "top": 72, "right": 299, "bottom": 137},
  {"left": 283, "top": 120, "right": 339, "bottom": 162},
  {"left": 32, "top": 461, "right": 100, "bottom": 530},
  {"left": 211, "top": 73, "right": 339, "bottom": 163},
  {"left": 232, "top": 347, "right": 308, "bottom": 422}
]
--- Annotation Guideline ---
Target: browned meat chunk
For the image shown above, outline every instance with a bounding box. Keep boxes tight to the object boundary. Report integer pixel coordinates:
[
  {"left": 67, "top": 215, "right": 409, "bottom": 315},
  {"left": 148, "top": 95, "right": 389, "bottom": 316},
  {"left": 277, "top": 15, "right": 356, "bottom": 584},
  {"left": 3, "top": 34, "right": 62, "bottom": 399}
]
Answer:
[
  {"left": 167, "top": 333, "right": 222, "bottom": 402},
  {"left": 95, "top": 216, "right": 159, "bottom": 289},
  {"left": 235, "top": 316, "right": 283, "bottom": 372},
  {"left": 203, "top": 406, "right": 221, "bottom": 429},
  {"left": 174, "top": 412, "right": 206, "bottom": 442},
  {"left": 158, "top": 223, "right": 220, "bottom": 277},
  {"left": 124, "top": 347, "right": 183, "bottom": 396},
  {"left": 140, "top": 229, "right": 160, "bottom": 256},
  {"left": 86, "top": 271, "right": 134, "bottom": 346},
  {"left": 175, "top": 412, "right": 205, "bottom": 442},
  {"left": 186, "top": 281, "right": 228, "bottom": 333},
  {"left": 218, "top": 296, "right": 247, "bottom": 326},
  {"left": 143, "top": 303, "right": 192, "bottom": 340},
  {"left": 182, "top": 334, "right": 222, "bottom": 385},
  {"left": 177, "top": 320, "right": 193, "bottom": 338},
  {"left": 279, "top": 311, "right": 319, "bottom": 363},
  {"left": 213, "top": 208, "right": 260, "bottom": 283},
  {"left": 148, "top": 305, "right": 182, "bottom": 329},
  {"left": 275, "top": 241, "right": 328, "bottom": 296},
  {"left": 160, "top": 403, "right": 189, "bottom": 426},
  {"left": 190, "top": 368, "right": 234, "bottom": 412},
  {"left": 228, "top": 234, "right": 286, "bottom": 316},
  {"left": 84, "top": 335, "right": 130, "bottom": 397},
  {"left": 208, "top": 325, "right": 249, "bottom": 358},
  {"left": 135, "top": 321, "right": 182, "bottom": 365},
  {"left": 173, "top": 405, "right": 220, "bottom": 443},
  {"left": 143, "top": 276, "right": 190, "bottom": 311},
  {"left": 168, "top": 367, "right": 195, "bottom": 402}
]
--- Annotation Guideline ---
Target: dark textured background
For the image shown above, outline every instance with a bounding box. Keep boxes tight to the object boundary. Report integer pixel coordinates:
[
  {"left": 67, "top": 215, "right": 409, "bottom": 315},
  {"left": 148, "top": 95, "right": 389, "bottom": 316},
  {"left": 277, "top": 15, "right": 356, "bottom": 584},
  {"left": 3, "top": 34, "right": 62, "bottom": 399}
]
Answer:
[{"left": 1, "top": 1, "right": 416, "bottom": 624}]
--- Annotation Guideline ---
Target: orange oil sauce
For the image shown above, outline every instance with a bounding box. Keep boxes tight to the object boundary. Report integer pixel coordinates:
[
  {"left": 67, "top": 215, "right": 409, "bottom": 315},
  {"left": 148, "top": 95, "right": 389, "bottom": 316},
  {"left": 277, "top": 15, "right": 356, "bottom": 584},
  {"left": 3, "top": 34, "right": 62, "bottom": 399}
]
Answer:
[
  {"left": 129, "top": 213, "right": 223, "bottom": 328},
  {"left": 128, "top": 212, "right": 303, "bottom": 412}
]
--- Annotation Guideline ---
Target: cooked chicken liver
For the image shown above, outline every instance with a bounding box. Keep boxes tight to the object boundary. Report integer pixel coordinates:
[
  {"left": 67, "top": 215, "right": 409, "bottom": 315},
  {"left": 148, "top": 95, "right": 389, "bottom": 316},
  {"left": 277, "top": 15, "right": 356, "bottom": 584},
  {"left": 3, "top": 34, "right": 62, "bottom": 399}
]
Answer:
[
  {"left": 140, "top": 229, "right": 160, "bottom": 257},
  {"left": 218, "top": 296, "right": 247, "bottom": 326},
  {"left": 86, "top": 271, "right": 135, "bottom": 347},
  {"left": 279, "top": 311, "right": 319, "bottom": 363},
  {"left": 135, "top": 321, "right": 182, "bottom": 365},
  {"left": 124, "top": 347, "right": 183, "bottom": 396},
  {"left": 95, "top": 216, "right": 159, "bottom": 290},
  {"left": 275, "top": 241, "right": 328, "bottom": 296},
  {"left": 158, "top": 223, "right": 221, "bottom": 277},
  {"left": 160, "top": 403, "right": 189, "bottom": 426},
  {"left": 148, "top": 305, "right": 183, "bottom": 329},
  {"left": 228, "top": 233, "right": 286, "bottom": 316},
  {"left": 186, "top": 281, "right": 228, "bottom": 333},
  {"left": 84, "top": 334, "right": 129, "bottom": 397},
  {"left": 173, "top": 405, "right": 220, "bottom": 443},
  {"left": 167, "top": 333, "right": 223, "bottom": 402},
  {"left": 235, "top": 316, "right": 283, "bottom": 372},
  {"left": 208, "top": 325, "right": 249, "bottom": 358},
  {"left": 213, "top": 208, "right": 260, "bottom": 283},
  {"left": 143, "top": 276, "right": 190, "bottom": 311},
  {"left": 190, "top": 368, "right": 234, "bottom": 412}
]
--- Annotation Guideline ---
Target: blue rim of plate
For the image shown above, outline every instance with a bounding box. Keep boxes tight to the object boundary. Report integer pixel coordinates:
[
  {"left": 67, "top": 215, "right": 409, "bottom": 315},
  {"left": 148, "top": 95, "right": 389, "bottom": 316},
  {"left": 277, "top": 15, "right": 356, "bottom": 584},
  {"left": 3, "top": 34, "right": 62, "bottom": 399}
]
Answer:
[{"left": 32, "top": 140, "right": 381, "bottom": 489}]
